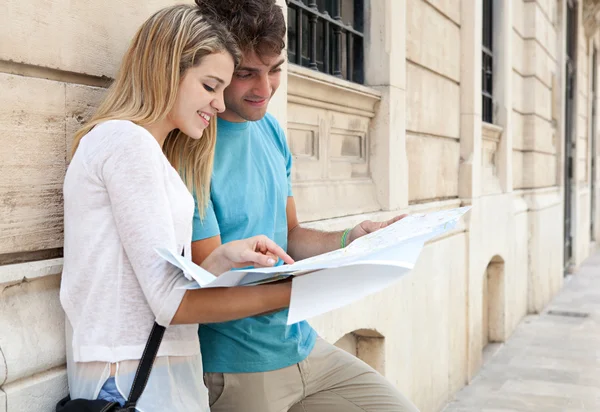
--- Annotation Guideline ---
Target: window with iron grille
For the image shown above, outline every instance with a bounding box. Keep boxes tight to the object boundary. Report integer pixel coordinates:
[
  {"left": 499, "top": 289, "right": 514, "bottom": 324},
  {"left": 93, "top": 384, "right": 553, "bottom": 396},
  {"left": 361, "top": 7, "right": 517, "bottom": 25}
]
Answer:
[
  {"left": 482, "top": 0, "right": 494, "bottom": 123},
  {"left": 286, "top": 0, "right": 364, "bottom": 84}
]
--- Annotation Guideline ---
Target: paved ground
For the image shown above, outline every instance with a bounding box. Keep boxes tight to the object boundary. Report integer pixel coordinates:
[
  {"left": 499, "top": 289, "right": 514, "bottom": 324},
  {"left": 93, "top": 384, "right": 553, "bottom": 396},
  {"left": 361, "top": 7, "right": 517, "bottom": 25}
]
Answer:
[{"left": 443, "top": 251, "right": 600, "bottom": 412}]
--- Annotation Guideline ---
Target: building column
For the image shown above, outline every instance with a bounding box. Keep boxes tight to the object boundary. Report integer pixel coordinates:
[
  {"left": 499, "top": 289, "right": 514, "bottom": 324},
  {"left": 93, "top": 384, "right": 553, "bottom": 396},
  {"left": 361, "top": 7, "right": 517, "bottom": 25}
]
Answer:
[
  {"left": 364, "top": 0, "right": 408, "bottom": 211},
  {"left": 268, "top": 0, "right": 289, "bottom": 130}
]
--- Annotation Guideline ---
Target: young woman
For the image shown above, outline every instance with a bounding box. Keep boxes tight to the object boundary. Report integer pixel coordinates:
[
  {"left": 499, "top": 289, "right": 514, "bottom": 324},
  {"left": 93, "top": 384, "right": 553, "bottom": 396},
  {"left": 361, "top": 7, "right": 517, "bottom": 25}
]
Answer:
[{"left": 60, "top": 5, "right": 293, "bottom": 411}]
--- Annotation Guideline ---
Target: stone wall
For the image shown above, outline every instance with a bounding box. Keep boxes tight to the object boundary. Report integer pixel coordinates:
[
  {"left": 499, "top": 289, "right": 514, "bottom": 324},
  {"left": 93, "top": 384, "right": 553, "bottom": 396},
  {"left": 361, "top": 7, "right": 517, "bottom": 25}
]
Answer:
[
  {"left": 0, "top": 1, "right": 177, "bottom": 409},
  {"left": 1, "top": 0, "right": 600, "bottom": 411}
]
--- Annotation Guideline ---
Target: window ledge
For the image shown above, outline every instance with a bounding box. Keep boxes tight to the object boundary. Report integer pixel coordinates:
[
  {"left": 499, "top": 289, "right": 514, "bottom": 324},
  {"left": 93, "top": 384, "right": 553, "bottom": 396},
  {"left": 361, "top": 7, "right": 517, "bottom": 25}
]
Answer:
[
  {"left": 482, "top": 121, "right": 503, "bottom": 141},
  {"left": 288, "top": 64, "right": 381, "bottom": 117},
  {"left": 0, "top": 258, "right": 63, "bottom": 287}
]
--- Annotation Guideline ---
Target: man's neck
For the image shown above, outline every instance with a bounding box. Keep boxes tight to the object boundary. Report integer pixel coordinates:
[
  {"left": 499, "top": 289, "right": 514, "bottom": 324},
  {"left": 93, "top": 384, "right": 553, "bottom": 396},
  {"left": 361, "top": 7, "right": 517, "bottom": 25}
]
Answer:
[{"left": 218, "top": 111, "right": 248, "bottom": 123}]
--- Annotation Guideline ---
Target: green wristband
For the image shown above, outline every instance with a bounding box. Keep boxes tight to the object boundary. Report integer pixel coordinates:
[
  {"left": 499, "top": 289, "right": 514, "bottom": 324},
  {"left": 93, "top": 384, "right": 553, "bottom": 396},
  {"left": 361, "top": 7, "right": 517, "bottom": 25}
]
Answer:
[{"left": 341, "top": 228, "right": 352, "bottom": 248}]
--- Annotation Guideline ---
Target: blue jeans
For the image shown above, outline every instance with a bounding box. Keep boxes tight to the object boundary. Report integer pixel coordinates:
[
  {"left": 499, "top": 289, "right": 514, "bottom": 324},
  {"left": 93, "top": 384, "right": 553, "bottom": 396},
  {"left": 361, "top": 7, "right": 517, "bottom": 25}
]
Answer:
[{"left": 97, "top": 377, "right": 127, "bottom": 406}]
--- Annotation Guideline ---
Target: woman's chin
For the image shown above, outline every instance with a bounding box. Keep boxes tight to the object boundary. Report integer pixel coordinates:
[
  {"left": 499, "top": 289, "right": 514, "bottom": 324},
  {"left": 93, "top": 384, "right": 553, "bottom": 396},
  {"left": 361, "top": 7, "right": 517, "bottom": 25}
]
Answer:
[{"left": 183, "top": 125, "right": 207, "bottom": 139}]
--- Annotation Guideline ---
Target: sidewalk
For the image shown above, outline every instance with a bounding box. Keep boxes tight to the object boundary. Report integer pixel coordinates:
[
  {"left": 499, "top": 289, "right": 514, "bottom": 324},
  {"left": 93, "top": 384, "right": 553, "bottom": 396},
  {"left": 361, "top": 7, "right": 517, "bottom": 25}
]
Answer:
[{"left": 443, "top": 251, "right": 600, "bottom": 412}]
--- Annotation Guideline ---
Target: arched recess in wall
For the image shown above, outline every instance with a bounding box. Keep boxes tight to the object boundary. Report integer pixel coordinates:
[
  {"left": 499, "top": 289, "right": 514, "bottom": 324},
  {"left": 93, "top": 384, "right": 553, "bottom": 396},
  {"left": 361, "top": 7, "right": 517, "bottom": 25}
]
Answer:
[
  {"left": 334, "top": 329, "right": 385, "bottom": 375},
  {"left": 482, "top": 255, "right": 506, "bottom": 349}
]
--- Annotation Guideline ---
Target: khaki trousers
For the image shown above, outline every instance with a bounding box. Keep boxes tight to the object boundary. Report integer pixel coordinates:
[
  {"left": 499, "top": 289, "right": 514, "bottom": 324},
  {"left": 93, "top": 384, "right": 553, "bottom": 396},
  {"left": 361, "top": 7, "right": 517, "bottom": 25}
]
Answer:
[{"left": 204, "top": 337, "right": 419, "bottom": 412}]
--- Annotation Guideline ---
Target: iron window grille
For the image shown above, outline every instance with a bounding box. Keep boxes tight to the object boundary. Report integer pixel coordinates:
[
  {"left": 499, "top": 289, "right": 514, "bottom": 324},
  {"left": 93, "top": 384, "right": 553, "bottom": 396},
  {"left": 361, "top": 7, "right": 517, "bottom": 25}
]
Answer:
[
  {"left": 482, "top": 0, "right": 494, "bottom": 123},
  {"left": 286, "top": 0, "right": 364, "bottom": 84}
]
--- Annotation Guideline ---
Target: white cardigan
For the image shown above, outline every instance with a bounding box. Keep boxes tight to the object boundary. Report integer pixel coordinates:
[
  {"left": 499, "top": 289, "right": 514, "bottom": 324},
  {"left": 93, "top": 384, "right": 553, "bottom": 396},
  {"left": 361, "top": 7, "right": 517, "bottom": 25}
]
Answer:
[{"left": 61, "top": 120, "right": 208, "bottom": 411}]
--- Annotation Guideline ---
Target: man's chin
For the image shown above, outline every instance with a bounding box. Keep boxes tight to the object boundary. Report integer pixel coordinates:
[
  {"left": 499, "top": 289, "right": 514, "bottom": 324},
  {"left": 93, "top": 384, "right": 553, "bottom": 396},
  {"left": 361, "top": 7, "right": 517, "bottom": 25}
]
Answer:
[{"left": 242, "top": 107, "right": 268, "bottom": 122}]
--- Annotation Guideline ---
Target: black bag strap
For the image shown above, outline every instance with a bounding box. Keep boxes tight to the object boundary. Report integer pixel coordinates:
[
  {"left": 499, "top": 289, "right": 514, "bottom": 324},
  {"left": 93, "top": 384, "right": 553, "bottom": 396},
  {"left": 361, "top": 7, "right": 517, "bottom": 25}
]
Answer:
[{"left": 121, "top": 322, "right": 166, "bottom": 410}]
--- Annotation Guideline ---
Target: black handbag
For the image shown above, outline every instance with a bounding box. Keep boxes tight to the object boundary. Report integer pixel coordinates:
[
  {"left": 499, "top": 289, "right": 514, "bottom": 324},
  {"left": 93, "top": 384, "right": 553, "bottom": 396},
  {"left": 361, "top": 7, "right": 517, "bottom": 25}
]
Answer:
[{"left": 56, "top": 322, "right": 165, "bottom": 412}]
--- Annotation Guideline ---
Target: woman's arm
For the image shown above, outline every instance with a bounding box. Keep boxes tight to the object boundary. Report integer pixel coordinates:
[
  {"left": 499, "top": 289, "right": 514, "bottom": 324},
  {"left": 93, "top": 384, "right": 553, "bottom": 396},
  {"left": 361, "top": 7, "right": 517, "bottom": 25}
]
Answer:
[
  {"left": 171, "top": 281, "right": 291, "bottom": 324},
  {"left": 172, "top": 234, "right": 294, "bottom": 324}
]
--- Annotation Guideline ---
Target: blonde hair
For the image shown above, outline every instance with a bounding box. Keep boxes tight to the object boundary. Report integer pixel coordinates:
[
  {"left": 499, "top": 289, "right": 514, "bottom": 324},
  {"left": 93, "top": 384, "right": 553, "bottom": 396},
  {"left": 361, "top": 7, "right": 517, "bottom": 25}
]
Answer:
[{"left": 72, "top": 5, "right": 240, "bottom": 215}]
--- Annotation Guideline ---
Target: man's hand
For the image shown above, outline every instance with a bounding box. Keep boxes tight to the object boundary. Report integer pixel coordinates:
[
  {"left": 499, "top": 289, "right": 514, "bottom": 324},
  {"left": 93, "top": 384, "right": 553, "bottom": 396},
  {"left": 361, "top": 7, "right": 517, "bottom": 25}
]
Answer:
[{"left": 346, "top": 215, "right": 408, "bottom": 245}]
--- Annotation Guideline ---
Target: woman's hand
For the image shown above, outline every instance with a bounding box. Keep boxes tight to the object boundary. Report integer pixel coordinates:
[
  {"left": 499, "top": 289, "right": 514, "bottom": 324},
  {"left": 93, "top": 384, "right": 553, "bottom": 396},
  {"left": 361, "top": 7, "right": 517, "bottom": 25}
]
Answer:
[{"left": 202, "top": 235, "right": 294, "bottom": 275}]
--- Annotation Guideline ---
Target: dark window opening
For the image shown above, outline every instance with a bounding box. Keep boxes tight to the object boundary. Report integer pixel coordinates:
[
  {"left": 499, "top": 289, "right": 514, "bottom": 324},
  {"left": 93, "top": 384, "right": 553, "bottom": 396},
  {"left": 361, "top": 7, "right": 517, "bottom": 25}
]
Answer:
[
  {"left": 287, "top": 0, "right": 364, "bottom": 84},
  {"left": 482, "top": 0, "right": 494, "bottom": 123}
]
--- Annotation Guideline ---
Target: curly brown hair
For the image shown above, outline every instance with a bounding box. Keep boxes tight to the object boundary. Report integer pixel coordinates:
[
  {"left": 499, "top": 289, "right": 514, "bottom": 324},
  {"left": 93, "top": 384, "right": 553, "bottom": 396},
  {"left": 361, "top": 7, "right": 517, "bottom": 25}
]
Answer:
[{"left": 194, "top": 0, "right": 286, "bottom": 57}]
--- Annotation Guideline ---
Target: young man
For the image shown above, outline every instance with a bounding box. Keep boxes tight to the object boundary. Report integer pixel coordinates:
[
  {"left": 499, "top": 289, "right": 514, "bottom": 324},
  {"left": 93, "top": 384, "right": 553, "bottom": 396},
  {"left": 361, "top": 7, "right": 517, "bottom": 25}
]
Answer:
[{"left": 191, "top": 1, "right": 419, "bottom": 411}]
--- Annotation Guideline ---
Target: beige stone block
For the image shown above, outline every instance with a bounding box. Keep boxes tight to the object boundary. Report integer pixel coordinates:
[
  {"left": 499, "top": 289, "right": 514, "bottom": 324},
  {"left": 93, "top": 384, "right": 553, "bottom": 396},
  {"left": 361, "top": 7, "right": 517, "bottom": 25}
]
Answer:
[
  {"left": 510, "top": 197, "right": 529, "bottom": 332},
  {"left": 595, "top": 185, "right": 600, "bottom": 241},
  {"left": 364, "top": 0, "right": 406, "bottom": 89},
  {"left": 459, "top": 114, "right": 483, "bottom": 199},
  {"left": 293, "top": 179, "right": 380, "bottom": 222},
  {"left": 538, "top": 0, "right": 557, "bottom": 25},
  {"left": 512, "top": 71, "right": 525, "bottom": 114},
  {"left": 578, "top": 67, "right": 589, "bottom": 99},
  {"left": 0, "top": 0, "right": 173, "bottom": 78},
  {"left": 3, "top": 367, "right": 67, "bottom": 412},
  {"left": 406, "top": 63, "right": 460, "bottom": 138},
  {"left": 578, "top": 159, "right": 588, "bottom": 183},
  {"left": 425, "top": 0, "right": 460, "bottom": 25},
  {"left": 459, "top": 0, "right": 482, "bottom": 119},
  {"left": 65, "top": 84, "right": 107, "bottom": 162},
  {"left": 513, "top": 0, "right": 525, "bottom": 36},
  {"left": 369, "top": 85, "right": 409, "bottom": 210},
  {"left": 523, "top": 38, "right": 554, "bottom": 88},
  {"left": 523, "top": 115, "right": 556, "bottom": 154},
  {"left": 576, "top": 191, "right": 591, "bottom": 265},
  {"left": 578, "top": 41, "right": 589, "bottom": 76},
  {"left": 448, "top": 239, "right": 468, "bottom": 395},
  {"left": 513, "top": 150, "right": 524, "bottom": 189},
  {"left": 577, "top": 91, "right": 589, "bottom": 118},
  {"left": 407, "top": 0, "right": 460, "bottom": 82},
  {"left": 512, "top": 30, "right": 525, "bottom": 75},
  {"left": 0, "top": 275, "right": 64, "bottom": 385},
  {"left": 578, "top": 137, "right": 588, "bottom": 161},
  {"left": 512, "top": 111, "right": 524, "bottom": 151},
  {"left": 0, "top": 74, "right": 66, "bottom": 255},
  {"left": 522, "top": 152, "right": 557, "bottom": 187},
  {"left": 522, "top": 190, "right": 563, "bottom": 312},
  {"left": 328, "top": 112, "right": 370, "bottom": 180},
  {"left": 268, "top": 0, "right": 289, "bottom": 129},
  {"left": 407, "top": 134, "right": 459, "bottom": 202},
  {"left": 522, "top": 77, "right": 552, "bottom": 120},
  {"left": 409, "top": 234, "right": 467, "bottom": 412},
  {"left": 577, "top": 115, "right": 588, "bottom": 141},
  {"left": 523, "top": 2, "right": 558, "bottom": 61}
]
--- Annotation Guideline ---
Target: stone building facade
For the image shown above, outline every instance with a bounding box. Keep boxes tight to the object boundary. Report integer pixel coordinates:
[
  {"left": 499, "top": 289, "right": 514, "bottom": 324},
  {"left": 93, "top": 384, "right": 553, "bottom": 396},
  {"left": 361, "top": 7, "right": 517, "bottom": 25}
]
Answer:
[{"left": 1, "top": 1, "right": 600, "bottom": 411}]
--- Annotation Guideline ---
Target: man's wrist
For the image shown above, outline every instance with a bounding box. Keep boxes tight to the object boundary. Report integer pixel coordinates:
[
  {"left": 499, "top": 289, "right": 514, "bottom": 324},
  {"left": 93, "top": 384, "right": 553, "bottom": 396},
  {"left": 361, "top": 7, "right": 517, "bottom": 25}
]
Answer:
[
  {"left": 340, "top": 228, "right": 352, "bottom": 248},
  {"left": 201, "top": 246, "right": 228, "bottom": 275}
]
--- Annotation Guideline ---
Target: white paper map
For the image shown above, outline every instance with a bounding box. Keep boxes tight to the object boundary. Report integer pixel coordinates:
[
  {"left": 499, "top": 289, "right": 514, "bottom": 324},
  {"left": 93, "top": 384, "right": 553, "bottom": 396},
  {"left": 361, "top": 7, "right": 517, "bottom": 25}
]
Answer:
[{"left": 156, "top": 206, "right": 471, "bottom": 324}]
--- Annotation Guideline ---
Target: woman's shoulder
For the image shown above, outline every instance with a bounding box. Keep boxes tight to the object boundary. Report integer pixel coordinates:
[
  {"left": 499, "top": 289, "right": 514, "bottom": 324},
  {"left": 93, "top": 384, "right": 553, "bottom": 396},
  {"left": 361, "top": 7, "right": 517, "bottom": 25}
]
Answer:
[
  {"left": 82, "top": 120, "right": 161, "bottom": 159},
  {"left": 89, "top": 120, "right": 154, "bottom": 145}
]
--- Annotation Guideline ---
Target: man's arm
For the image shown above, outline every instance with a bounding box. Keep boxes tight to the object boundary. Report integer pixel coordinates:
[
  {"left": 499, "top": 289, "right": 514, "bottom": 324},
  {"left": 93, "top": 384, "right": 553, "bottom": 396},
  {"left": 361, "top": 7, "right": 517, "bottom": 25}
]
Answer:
[
  {"left": 286, "top": 197, "right": 345, "bottom": 261},
  {"left": 286, "top": 197, "right": 408, "bottom": 261},
  {"left": 192, "top": 235, "right": 222, "bottom": 266}
]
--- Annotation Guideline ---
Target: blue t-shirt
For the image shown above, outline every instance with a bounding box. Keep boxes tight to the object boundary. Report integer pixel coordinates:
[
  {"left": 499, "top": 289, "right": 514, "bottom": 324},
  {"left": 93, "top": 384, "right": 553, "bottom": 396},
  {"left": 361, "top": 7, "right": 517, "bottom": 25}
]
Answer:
[{"left": 193, "top": 114, "right": 317, "bottom": 373}]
